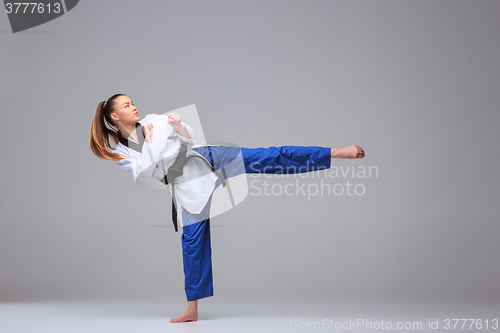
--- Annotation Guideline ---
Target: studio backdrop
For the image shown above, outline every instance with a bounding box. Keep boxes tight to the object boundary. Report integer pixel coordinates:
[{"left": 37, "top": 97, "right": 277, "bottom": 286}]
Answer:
[{"left": 0, "top": 0, "right": 499, "bottom": 305}]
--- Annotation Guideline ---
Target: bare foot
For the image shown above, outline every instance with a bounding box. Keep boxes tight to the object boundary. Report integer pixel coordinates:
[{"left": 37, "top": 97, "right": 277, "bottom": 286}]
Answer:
[
  {"left": 169, "top": 301, "right": 198, "bottom": 323},
  {"left": 331, "top": 145, "right": 365, "bottom": 159},
  {"left": 169, "top": 308, "right": 198, "bottom": 323}
]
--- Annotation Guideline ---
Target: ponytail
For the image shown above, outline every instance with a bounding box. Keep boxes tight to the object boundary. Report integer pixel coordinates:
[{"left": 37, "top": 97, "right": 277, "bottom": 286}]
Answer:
[{"left": 89, "top": 94, "right": 126, "bottom": 161}]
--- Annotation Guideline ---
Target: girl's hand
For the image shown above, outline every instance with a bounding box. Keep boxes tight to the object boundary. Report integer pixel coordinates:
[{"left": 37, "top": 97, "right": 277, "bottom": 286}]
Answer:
[
  {"left": 142, "top": 122, "right": 153, "bottom": 143},
  {"left": 167, "top": 112, "right": 192, "bottom": 140},
  {"left": 167, "top": 113, "right": 182, "bottom": 130}
]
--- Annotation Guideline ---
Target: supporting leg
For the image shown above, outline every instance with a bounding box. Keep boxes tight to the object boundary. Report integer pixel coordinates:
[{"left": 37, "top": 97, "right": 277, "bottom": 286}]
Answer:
[
  {"left": 181, "top": 195, "right": 214, "bottom": 301},
  {"left": 170, "top": 195, "right": 213, "bottom": 323},
  {"left": 170, "top": 146, "right": 242, "bottom": 323}
]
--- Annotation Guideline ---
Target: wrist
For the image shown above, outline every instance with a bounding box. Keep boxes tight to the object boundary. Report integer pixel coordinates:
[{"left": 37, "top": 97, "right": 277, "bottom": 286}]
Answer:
[{"left": 172, "top": 124, "right": 183, "bottom": 132}]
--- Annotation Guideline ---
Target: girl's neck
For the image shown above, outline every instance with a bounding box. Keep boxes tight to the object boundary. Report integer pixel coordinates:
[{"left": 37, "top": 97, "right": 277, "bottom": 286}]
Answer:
[{"left": 119, "top": 123, "right": 139, "bottom": 144}]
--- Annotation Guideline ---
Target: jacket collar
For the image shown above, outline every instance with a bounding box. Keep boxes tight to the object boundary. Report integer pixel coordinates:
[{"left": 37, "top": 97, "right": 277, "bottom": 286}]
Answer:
[{"left": 117, "top": 122, "right": 145, "bottom": 153}]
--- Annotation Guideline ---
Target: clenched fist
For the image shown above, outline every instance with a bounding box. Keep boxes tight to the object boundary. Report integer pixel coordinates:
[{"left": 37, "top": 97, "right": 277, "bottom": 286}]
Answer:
[
  {"left": 167, "top": 113, "right": 182, "bottom": 130},
  {"left": 141, "top": 122, "right": 153, "bottom": 143}
]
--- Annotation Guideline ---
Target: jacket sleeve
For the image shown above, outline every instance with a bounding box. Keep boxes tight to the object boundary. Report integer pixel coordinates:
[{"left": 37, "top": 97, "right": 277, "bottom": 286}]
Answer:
[{"left": 113, "top": 141, "right": 164, "bottom": 183}]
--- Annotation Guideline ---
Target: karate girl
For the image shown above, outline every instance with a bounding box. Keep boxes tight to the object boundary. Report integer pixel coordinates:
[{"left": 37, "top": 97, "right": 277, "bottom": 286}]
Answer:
[{"left": 89, "top": 94, "right": 365, "bottom": 323}]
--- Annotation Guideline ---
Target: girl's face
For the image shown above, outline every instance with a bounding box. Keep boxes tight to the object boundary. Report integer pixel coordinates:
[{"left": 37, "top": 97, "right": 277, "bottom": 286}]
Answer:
[{"left": 110, "top": 95, "right": 140, "bottom": 125}]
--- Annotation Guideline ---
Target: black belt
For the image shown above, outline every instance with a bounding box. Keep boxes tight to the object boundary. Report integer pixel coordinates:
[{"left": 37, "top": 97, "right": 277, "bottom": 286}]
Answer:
[{"left": 160, "top": 144, "right": 226, "bottom": 232}]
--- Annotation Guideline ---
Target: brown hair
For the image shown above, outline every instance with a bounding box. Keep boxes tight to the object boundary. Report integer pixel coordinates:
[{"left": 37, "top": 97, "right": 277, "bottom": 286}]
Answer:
[{"left": 89, "top": 93, "right": 127, "bottom": 161}]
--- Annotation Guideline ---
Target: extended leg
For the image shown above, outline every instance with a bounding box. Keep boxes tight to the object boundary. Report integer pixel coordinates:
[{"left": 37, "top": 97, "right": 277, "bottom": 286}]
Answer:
[
  {"left": 193, "top": 145, "right": 333, "bottom": 183},
  {"left": 239, "top": 145, "right": 332, "bottom": 175},
  {"left": 193, "top": 144, "right": 365, "bottom": 183}
]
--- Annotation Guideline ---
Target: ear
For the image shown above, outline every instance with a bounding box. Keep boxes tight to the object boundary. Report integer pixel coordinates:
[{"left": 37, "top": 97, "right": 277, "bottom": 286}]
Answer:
[{"left": 110, "top": 112, "right": 119, "bottom": 122}]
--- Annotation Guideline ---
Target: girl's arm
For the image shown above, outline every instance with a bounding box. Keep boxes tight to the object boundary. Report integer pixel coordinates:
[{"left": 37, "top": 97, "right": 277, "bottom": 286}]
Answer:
[
  {"left": 166, "top": 113, "right": 195, "bottom": 148},
  {"left": 172, "top": 122, "right": 194, "bottom": 148},
  {"left": 173, "top": 124, "right": 191, "bottom": 140}
]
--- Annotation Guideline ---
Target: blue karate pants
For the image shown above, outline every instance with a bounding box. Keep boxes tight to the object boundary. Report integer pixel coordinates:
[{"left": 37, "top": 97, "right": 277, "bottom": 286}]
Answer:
[{"left": 180, "top": 145, "right": 331, "bottom": 301}]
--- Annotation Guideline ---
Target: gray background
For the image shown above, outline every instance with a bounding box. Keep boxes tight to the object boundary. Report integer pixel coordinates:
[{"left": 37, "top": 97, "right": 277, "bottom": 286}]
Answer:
[{"left": 1, "top": 0, "right": 499, "bottom": 309}]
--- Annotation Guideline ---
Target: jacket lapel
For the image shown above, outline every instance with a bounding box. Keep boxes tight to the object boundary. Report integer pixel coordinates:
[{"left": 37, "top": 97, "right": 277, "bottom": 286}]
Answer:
[{"left": 117, "top": 122, "right": 145, "bottom": 153}]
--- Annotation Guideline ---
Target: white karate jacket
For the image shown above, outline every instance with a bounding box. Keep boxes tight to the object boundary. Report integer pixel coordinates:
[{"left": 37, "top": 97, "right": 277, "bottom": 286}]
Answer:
[{"left": 112, "top": 113, "right": 219, "bottom": 218}]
